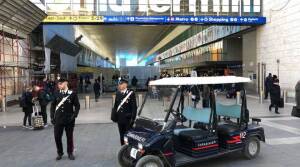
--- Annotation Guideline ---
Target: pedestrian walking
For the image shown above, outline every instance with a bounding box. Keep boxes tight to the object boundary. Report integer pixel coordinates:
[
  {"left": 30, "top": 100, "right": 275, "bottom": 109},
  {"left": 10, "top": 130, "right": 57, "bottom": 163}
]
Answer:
[
  {"left": 202, "top": 85, "right": 210, "bottom": 108},
  {"left": 36, "top": 86, "right": 50, "bottom": 127},
  {"left": 190, "top": 85, "right": 200, "bottom": 108},
  {"left": 111, "top": 79, "right": 137, "bottom": 145},
  {"left": 131, "top": 76, "right": 138, "bottom": 91},
  {"left": 21, "top": 87, "right": 34, "bottom": 129},
  {"left": 265, "top": 73, "right": 273, "bottom": 99},
  {"left": 50, "top": 78, "right": 80, "bottom": 161},
  {"left": 93, "top": 79, "right": 101, "bottom": 102},
  {"left": 269, "top": 79, "right": 281, "bottom": 114}
]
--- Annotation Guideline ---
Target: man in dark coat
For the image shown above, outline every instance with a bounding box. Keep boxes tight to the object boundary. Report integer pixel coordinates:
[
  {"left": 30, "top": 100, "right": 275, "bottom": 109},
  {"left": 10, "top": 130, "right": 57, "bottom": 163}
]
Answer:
[
  {"left": 190, "top": 85, "right": 200, "bottom": 108},
  {"left": 50, "top": 78, "right": 80, "bottom": 160},
  {"left": 265, "top": 73, "right": 273, "bottom": 99},
  {"left": 112, "top": 79, "right": 137, "bottom": 145},
  {"left": 37, "top": 86, "right": 50, "bottom": 127},
  {"left": 269, "top": 79, "right": 281, "bottom": 114},
  {"left": 131, "top": 76, "right": 138, "bottom": 90},
  {"left": 93, "top": 79, "right": 101, "bottom": 102}
]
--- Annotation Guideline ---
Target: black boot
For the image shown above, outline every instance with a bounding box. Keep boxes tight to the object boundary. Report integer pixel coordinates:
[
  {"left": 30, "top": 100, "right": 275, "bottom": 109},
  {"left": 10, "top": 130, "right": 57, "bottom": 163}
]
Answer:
[
  {"left": 56, "top": 154, "right": 63, "bottom": 161},
  {"left": 68, "top": 153, "right": 75, "bottom": 160}
]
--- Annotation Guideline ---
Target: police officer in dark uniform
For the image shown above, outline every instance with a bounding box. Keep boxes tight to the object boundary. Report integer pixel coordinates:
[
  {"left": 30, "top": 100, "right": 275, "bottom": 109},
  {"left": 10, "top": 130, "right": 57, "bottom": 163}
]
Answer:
[
  {"left": 50, "top": 78, "right": 80, "bottom": 161},
  {"left": 113, "top": 79, "right": 137, "bottom": 145}
]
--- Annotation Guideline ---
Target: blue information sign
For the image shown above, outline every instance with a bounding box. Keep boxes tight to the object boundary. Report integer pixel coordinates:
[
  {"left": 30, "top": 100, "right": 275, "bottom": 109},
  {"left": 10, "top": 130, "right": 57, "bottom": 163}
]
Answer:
[{"left": 103, "top": 16, "right": 266, "bottom": 25}]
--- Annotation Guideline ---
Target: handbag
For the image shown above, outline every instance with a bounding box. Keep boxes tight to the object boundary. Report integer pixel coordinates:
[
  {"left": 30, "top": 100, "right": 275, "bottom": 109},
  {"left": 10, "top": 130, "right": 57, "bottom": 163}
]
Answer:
[{"left": 111, "top": 91, "right": 133, "bottom": 122}]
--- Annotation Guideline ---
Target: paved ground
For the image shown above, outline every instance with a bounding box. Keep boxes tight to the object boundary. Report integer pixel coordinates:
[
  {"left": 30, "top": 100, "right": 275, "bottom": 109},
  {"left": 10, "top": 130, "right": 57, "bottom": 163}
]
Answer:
[{"left": 1, "top": 93, "right": 300, "bottom": 167}]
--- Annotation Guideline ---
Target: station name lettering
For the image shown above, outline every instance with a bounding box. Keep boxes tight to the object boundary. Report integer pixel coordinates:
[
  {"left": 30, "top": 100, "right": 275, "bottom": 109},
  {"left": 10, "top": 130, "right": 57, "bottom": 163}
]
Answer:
[{"left": 46, "top": 0, "right": 261, "bottom": 13}]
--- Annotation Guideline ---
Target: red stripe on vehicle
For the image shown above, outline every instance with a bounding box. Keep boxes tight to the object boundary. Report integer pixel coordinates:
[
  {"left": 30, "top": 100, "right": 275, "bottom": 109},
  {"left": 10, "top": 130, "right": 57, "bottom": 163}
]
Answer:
[
  {"left": 226, "top": 135, "right": 241, "bottom": 144},
  {"left": 192, "top": 144, "right": 219, "bottom": 151},
  {"left": 164, "top": 152, "right": 174, "bottom": 156}
]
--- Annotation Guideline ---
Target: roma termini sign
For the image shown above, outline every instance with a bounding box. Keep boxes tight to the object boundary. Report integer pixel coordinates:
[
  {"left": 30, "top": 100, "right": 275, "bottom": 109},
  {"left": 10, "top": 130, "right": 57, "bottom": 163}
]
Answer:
[
  {"left": 38, "top": 0, "right": 265, "bottom": 25},
  {"left": 97, "top": 0, "right": 261, "bottom": 13}
]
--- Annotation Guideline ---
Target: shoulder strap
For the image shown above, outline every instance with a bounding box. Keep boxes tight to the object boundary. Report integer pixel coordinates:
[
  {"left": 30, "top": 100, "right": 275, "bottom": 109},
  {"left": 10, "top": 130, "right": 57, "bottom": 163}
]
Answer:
[
  {"left": 55, "top": 91, "right": 72, "bottom": 111},
  {"left": 117, "top": 91, "right": 133, "bottom": 112}
]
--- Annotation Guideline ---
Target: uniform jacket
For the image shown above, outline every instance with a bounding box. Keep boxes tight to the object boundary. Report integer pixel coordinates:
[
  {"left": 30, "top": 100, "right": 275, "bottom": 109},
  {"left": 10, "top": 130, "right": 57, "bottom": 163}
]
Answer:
[
  {"left": 265, "top": 76, "right": 273, "bottom": 90},
  {"left": 270, "top": 84, "right": 281, "bottom": 104},
  {"left": 50, "top": 90, "right": 80, "bottom": 125},
  {"left": 113, "top": 89, "right": 137, "bottom": 124}
]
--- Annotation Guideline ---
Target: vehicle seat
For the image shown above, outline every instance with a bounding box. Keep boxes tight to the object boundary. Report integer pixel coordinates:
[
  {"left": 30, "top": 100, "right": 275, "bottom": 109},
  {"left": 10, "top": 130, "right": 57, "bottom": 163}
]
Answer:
[
  {"left": 216, "top": 103, "right": 242, "bottom": 135},
  {"left": 216, "top": 103, "right": 241, "bottom": 119},
  {"left": 178, "top": 129, "right": 210, "bottom": 141},
  {"left": 217, "top": 123, "right": 240, "bottom": 135},
  {"left": 174, "top": 107, "right": 212, "bottom": 138}
]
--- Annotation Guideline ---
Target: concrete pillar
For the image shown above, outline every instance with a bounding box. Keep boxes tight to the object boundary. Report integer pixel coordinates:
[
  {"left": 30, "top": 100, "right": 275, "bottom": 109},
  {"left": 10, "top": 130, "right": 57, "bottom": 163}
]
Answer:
[
  {"left": 259, "top": 90, "right": 264, "bottom": 104},
  {"left": 85, "top": 96, "right": 90, "bottom": 109}
]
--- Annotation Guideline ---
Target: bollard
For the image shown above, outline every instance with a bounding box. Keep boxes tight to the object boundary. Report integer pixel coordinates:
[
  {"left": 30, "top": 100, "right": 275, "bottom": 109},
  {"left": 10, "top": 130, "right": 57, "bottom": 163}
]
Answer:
[
  {"left": 112, "top": 94, "right": 116, "bottom": 107},
  {"left": 85, "top": 96, "right": 90, "bottom": 109},
  {"left": 138, "top": 94, "right": 143, "bottom": 107},
  {"left": 236, "top": 91, "right": 241, "bottom": 104},
  {"left": 283, "top": 90, "right": 287, "bottom": 103}
]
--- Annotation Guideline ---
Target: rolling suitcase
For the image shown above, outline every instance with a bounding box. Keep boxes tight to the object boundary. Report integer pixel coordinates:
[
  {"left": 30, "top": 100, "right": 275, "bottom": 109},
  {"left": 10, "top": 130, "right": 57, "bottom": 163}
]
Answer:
[
  {"left": 279, "top": 98, "right": 284, "bottom": 108},
  {"left": 31, "top": 104, "right": 44, "bottom": 130}
]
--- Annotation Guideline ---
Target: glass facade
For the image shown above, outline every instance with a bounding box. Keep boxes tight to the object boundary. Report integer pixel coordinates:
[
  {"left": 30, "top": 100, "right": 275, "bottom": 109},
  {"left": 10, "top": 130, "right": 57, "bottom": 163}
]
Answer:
[
  {"left": 160, "top": 40, "right": 224, "bottom": 68},
  {"left": 78, "top": 47, "right": 114, "bottom": 68}
]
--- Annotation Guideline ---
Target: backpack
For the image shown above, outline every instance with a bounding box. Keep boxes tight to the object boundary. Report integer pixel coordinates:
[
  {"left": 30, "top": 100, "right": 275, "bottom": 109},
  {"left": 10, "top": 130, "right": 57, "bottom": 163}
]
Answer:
[{"left": 19, "top": 93, "right": 27, "bottom": 108}]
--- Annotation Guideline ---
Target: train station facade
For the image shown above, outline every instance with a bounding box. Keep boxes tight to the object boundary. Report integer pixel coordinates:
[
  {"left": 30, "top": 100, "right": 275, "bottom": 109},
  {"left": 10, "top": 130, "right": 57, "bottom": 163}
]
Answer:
[{"left": 0, "top": 0, "right": 300, "bottom": 103}]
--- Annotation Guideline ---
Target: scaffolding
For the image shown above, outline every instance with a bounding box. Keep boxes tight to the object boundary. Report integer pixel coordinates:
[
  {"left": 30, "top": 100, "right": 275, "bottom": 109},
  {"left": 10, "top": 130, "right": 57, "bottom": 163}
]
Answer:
[{"left": 0, "top": 25, "right": 31, "bottom": 102}]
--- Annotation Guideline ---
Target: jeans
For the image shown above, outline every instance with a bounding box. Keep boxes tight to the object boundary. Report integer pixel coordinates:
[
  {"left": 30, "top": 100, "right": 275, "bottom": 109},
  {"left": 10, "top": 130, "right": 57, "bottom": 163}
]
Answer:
[
  {"left": 23, "top": 112, "right": 32, "bottom": 126},
  {"left": 40, "top": 105, "right": 47, "bottom": 124}
]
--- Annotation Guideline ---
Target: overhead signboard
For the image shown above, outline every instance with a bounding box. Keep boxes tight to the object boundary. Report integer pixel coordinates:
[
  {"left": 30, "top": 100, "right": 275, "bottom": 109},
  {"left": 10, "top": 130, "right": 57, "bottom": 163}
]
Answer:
[
  {"left": 43, "top": 15, "right": 266, "bottom": 25},
  {"left": 103, "top": 16, "right": 266, "bottom": 25}
]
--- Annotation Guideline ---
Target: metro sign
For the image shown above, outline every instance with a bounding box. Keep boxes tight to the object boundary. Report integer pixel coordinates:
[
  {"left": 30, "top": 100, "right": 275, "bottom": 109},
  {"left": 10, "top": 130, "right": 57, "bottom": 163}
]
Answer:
[{"left": 98, "top": 0, "right": 261, "bottom": 13}]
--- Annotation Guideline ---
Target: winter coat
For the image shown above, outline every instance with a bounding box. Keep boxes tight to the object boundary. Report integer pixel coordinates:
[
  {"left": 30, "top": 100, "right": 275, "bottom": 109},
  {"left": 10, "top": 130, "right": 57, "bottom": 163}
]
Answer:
[{"left": 270, "top": 84, "right": 281, "bottom": 105}]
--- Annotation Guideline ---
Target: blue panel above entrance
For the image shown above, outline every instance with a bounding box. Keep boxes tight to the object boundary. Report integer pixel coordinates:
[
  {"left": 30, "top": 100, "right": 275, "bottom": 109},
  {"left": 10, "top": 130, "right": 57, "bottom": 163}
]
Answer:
[{"left": 103, "top": 16, "right": 266, "bottom": 25}]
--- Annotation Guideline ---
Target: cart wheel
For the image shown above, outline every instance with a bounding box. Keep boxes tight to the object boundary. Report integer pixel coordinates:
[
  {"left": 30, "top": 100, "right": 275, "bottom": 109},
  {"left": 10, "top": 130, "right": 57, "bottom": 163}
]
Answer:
[
  {"left": 135, "top": 155, "right": 164, "bottom": 167},
  {"left": 243, "top": 137, "right": 260, "bottom": 159},
  {"left": 117, "top": 145, "right": 131, "bottom": 167}
]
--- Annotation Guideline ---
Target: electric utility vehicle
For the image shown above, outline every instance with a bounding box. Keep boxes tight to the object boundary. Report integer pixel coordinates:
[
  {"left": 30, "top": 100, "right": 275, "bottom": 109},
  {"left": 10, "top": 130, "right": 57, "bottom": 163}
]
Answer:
[{"left": 118, "top": 76, "right": 265, "bottom": 167}]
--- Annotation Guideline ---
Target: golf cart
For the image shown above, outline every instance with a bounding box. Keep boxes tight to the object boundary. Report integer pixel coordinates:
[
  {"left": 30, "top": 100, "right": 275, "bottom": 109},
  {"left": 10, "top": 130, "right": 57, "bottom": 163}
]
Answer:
[{"left": 118, "top": 76, "right": 265, "bottom": 167}]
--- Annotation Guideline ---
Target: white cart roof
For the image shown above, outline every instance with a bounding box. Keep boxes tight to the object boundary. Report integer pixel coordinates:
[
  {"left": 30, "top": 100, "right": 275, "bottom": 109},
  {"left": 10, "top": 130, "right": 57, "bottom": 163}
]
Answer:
[{"left": 149, "top": 76, "right": 251, "bottom": 86}]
